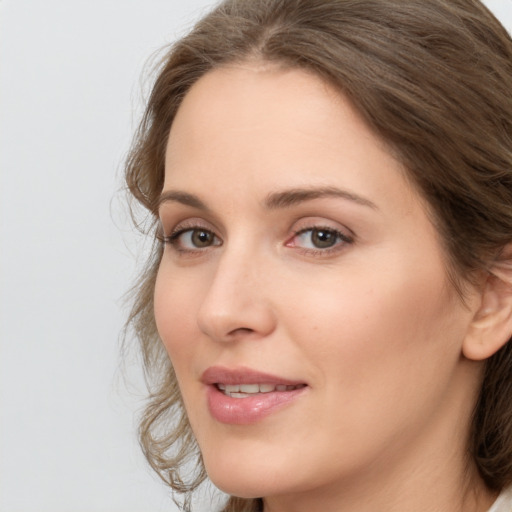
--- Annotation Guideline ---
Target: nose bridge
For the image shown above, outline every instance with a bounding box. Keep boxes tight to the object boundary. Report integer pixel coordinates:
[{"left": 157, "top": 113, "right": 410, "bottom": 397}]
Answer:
[{"left": 197, "top": 238, "right": 276, "bottom": 342}]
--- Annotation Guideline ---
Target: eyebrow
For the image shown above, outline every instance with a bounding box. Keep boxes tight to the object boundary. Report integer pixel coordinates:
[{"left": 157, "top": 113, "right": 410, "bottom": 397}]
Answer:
[
  {"left": 157, "top": 185, "right": 377, "bottom": 212},
  {"left": 264, "top": 186, "right": 378, "bottom": 210},
  {"left": 158, "top": 190, "right": 210, "bottom": 211}
]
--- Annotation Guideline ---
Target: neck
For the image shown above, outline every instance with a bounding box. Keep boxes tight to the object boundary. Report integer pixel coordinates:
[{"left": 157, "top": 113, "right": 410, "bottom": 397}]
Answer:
[
  {"left": 263, "top": 441, "right": 496, "bottom": 512},
  {"left": 263, "top": 472, "right": 495, "bottom": 512}
]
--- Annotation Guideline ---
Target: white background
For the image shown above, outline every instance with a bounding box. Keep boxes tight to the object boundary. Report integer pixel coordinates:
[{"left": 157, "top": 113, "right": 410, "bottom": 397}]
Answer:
[{"left": 1, "top": 1, "right": 511, "bottom": 511}]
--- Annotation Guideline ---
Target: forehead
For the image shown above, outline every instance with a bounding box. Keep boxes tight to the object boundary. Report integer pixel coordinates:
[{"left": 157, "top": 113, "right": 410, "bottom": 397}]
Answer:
[
  {"left": 164, "top": 64, "right": 418, "bottom": 215},
  {"left": 165, "top": 64, "right": 348, "bottom": 162}
]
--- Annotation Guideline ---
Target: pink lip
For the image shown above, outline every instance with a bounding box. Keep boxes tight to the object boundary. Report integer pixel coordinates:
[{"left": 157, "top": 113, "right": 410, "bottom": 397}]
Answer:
[
  {"left": 202, "top": 366, "right": 308, "bottom": 425},
  {"left": 201, "top": 366, "right": 305, "bottom": 386}
]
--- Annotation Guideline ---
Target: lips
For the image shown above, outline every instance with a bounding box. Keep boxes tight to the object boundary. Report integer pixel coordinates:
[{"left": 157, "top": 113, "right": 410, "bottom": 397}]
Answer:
[
  {"left": 201, "top": 366, "right": 308, "bottom": 424},
  {"left": 202, "top": 366, "right": 305, "bottom": 386}
]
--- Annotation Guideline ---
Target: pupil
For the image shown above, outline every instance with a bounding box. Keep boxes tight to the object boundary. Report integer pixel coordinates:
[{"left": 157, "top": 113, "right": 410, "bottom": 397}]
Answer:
[
  {"left": 192, "top": 230, "right": 212, "bottom": 247},
  {"left": 312, "top": 229, "right": 336, "bottom": 248}
]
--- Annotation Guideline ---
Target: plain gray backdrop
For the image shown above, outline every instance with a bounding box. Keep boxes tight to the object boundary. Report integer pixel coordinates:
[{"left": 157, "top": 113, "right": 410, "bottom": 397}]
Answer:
[{"left": 1, "top": 1, "right": 511, "bottom": 511}]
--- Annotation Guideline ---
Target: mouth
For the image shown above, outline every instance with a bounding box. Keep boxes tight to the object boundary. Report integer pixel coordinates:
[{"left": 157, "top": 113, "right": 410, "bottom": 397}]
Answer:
[
  {"left": 201, "top": 366, "right": 308, "bottom": 424},
  {"left": 216, "top": 382, "right": 307, "bottom": 398}
]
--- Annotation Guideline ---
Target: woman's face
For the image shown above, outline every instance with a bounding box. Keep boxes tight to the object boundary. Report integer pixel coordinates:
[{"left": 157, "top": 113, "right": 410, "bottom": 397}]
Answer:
[{"left": 155, "top": 64, "right": 482, "bottom": 504}]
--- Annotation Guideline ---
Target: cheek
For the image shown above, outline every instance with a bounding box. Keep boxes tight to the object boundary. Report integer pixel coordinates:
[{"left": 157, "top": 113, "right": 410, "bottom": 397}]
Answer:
[
  {"left": 263, "top": 258, "right": 470, "bottom": 476},
  {"left": 153, "top": 264, "right": 201, "bottom": 369},
  {"left": 281, "top": 252, "right": 467, "bottom": 401}
]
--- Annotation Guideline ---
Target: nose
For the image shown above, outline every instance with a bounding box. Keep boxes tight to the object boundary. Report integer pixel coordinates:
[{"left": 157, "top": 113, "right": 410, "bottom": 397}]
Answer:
[{"left": 197, "top": 248, "right": 277, "bottom": 343}]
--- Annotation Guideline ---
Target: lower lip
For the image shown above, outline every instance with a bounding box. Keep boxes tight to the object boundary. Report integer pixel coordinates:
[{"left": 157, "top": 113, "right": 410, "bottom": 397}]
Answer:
[{"left": 206, "top": 385, "right": 307, "bottom": 425}]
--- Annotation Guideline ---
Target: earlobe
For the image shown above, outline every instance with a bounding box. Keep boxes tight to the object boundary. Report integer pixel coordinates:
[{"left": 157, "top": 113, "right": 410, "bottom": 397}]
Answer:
[{"left": 463, "top": 252, "right": 512, "bottom": 361}]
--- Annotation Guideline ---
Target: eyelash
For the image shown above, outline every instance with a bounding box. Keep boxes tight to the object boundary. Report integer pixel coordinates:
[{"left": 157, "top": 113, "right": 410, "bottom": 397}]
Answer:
[
  {"left": 163, "top": 223, "right": 221, "bottom": 254},
  {"left": 162, "top": 223, "right": 353, "bottom": 256},
  {"left": 287, "top": 226, "right": 353, "bottom": 256}
]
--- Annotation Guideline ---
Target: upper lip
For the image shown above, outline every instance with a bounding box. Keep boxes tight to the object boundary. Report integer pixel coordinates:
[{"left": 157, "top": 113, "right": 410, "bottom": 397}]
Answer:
[{"left": 201, "top": 366, "right": 306, "bottom": 386}]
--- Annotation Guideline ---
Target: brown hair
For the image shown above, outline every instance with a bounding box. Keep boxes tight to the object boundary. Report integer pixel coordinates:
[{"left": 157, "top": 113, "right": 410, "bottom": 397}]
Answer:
[{"left": 124, "top": 0, "right": 512, "bottom": 509}]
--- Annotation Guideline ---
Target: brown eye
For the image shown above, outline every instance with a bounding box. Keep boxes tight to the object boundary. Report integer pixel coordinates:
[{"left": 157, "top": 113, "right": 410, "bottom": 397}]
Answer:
[
  {"left": 288, "top": 226, "right": 352, "bottom": 253},
  {"left": 166, "top": 227, "right": 221, "bottom": 251},
  {"left": 310, "top": 229, "right": 338, "bottom": 248},
  {"left": 191, "top": 229, "right": 215, "bottom": 247}
]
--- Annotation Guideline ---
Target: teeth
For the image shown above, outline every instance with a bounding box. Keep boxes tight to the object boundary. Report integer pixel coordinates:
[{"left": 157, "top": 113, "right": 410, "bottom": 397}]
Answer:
[
  {"left": 240, "top": 384, "right": 259, "bottom": 393},
  {"left": 216, "top": 383, "right": 305, "bottom": 397}
]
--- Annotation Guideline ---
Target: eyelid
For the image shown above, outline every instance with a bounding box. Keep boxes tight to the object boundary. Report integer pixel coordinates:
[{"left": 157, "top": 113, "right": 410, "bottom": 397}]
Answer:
[
  {"left": 285, "top": 220, "right": 354, "bottom": 255},
  {"left": 289, "top": 226, "right": 352, "bottom": 244},
  {"left": 160, "top": 217, "right": 215, "bottom": 239},
  {"left": 290, "top": 217, "right": 354, "bottom": 240},
  {"left": 162, "top": 218, "right": 222, "bottom": 255},
  {"left": 160, "top": 216, "right": 354, "bottom": 257}
]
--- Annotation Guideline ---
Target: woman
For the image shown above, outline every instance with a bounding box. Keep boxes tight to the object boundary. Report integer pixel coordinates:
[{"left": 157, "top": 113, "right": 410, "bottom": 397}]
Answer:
[{"left": 125, "top": 0, "right": 512, "bottom": 510}]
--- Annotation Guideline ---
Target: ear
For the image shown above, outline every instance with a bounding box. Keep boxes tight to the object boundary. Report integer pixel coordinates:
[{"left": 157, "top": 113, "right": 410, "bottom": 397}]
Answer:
[{"left": 463, "top": 246, "right": 512, "bottom": 361}]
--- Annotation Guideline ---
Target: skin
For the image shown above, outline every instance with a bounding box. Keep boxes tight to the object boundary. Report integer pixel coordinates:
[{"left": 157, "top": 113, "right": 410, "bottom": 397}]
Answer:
[{"left": 154, "top": 63, "right": 497, "bottom": 511}]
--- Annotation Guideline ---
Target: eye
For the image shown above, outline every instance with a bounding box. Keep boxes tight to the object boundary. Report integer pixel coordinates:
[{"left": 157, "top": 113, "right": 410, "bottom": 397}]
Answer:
[
  {"left": 287, "top": 226, "right": 352, "bottom": 252},
  {"left": 165, "top": 227, "right": 221, "bottom": 252}
]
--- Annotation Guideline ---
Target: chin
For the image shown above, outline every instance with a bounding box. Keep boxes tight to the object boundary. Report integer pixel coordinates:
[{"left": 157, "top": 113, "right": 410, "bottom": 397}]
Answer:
[
  {"left": 204, "top": 453, "right": 297, "bottom": 499},
  {"left": 209, "top": 474, "right": 268, "bottom": 499}
]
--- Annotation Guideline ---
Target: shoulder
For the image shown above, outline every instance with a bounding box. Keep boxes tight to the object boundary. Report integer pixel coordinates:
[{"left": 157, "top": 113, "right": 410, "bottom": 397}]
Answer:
[{"left": 488, "top": 487, "right": 512, "bottom": 512}]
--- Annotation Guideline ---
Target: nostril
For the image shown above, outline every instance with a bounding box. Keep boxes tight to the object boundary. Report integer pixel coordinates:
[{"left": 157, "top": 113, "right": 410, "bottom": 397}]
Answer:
[
  {"left": 197, "top": 290, "right": 277, "bottom": 342},
  {"left": 227, "top": 327, "right": 255, "bottom": 337}
]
